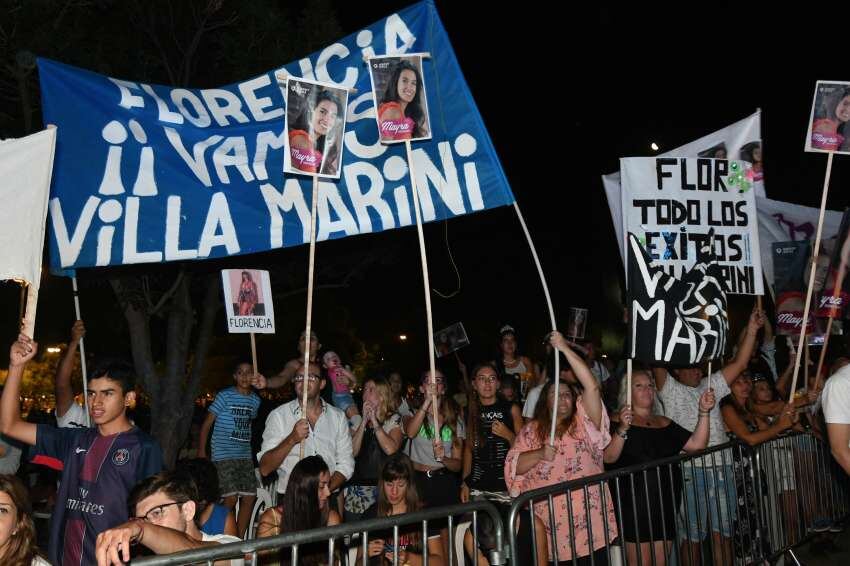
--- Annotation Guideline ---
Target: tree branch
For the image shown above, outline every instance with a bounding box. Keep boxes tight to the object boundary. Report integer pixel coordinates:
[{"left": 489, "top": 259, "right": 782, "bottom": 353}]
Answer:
[
  {"left": 183, "top": 273, "right": 219, "bottom": 407},
  {"left": 109, "top": 277, "right": 157, "bottom": 396},
  {"left": 149, "top": 271, "right": 185, "bottom": 316},
  {"left": 163, "top": 271, "right": 193, "bottom": 387}
]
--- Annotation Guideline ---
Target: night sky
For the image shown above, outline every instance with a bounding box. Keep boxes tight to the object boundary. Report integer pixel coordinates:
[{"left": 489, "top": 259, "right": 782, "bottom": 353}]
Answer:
[{"left": 2, "top": 2, "right": 849, "bottom": 382}]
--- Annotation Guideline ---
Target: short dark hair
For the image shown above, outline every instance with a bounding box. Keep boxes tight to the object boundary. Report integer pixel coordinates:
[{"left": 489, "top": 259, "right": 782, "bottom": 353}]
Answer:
[
  {"left": 176, "top": 458, "right": 220, "bottom": 510},
  {"left": 88, "top": 358, "right": 136, "bottom": 394},
  {"left": 233, "top": 361, "right": 252, "bottom": 374},
  {"left": 128, "top": 470, "right": 199, "bottom": 520}
]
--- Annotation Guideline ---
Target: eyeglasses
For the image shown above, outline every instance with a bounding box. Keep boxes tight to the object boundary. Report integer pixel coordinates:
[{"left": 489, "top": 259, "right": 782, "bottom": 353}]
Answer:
[
  {"left": 136, "top": 501, "right": 185, "bottom": 522},
  {"left": 293, "top": 374, "right": 321, "bottom": 383},
  {"left": 474, "top": 375, "right": 498, "bottom": 383}
]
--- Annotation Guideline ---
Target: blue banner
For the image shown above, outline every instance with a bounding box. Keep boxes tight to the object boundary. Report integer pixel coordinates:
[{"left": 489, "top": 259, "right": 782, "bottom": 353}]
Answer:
[{"left": 39, "top": 0, "right": 514, "bottom": 274}]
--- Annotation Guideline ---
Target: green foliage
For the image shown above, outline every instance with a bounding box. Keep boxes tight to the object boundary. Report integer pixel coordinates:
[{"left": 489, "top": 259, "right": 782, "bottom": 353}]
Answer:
[{"left": 0, "top": 343, "right": 81, "bottom": 401}]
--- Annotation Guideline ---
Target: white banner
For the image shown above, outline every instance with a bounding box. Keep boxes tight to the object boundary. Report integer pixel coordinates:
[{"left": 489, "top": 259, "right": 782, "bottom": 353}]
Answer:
[
  {"left": 604, "top": 112, "right": 763, "bottom": 265},
  {"left": 755, "top": 196, "right": 843, "bottom": 292},
  {"left": 621, "top": 157, "right": 763, "bottom": 295},
  {"left": 0, "top": 127, "right": 56, "bottom": 287}
]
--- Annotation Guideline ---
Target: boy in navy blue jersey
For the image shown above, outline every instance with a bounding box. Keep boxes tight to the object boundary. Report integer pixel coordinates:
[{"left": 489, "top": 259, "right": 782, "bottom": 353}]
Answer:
[
  {"left": 1, "top": 334, "right": 163, "bottom": 566},
  {"left": 198, "top": 362, "right": 260, "bottom": 537}
]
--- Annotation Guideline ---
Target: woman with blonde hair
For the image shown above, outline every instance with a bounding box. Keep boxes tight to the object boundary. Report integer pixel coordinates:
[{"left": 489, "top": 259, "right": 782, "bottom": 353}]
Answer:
[
  {"left": 0, "top": 474, "right": 49, "bottom": 565},
  {"left": 345, "top": 379, "right": 403, "bottom": 521},
  {"left": 604, "top": 369, "right": 715, "bottom": 565}
]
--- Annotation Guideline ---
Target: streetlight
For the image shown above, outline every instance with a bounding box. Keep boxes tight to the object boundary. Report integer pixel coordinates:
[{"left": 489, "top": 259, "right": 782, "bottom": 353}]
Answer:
[{"left": 398, "top": 334, "right": 407, "bottom": 341}]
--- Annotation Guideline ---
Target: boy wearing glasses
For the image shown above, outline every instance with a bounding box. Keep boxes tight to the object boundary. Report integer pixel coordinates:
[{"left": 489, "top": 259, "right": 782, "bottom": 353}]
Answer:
[
  {"left": 1, "top": 334, "right": 162, "bottom": 566},
  {"left": 258, "top": 361, "right": 353, "bottom": 495},
  {"left": 95, "top": 470, "right": 242, "bottom": 565}
]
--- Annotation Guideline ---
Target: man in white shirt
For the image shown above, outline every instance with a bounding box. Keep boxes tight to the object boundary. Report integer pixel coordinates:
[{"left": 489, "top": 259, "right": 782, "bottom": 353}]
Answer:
[
  {"left": 95, "top": 470, "right": 243, "bottom": 566},
  {"left": 823, "top": 363, "right": 850, "bottom": 475},
  {"left": 257, "top": 361, "right": 354, "bottom": 494},
  {"left": 55, "top": 320, "right": 90, "bottom": 429},
  {"left": 652, "top": 307, "right": 764, "bottom": 566}
]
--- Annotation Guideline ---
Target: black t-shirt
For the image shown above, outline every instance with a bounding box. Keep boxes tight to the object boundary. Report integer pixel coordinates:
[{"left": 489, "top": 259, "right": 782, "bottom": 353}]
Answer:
[
  {"left": 349, "top": 425, "right": 388, "bottom": 485},
  {"left": 361, "top": 504, "right": 439, "bottom": 566},
  {"left": 467, "top": 399, "right": 514, "bottom": 492},
  {"left": 606, "top": 420, "right": 691, "bottom": 469}
]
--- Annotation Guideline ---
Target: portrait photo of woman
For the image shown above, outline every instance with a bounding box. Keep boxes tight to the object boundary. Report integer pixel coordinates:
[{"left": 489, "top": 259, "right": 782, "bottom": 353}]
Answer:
[
  {"left": 284, "top": 78, "right": 349, "bottom": 178},
  {"left": 368, "top": 55, "right": 431, "bottom": 143},
  {"left": 807, "top": 81, "right": 850, "bottom": 154}
]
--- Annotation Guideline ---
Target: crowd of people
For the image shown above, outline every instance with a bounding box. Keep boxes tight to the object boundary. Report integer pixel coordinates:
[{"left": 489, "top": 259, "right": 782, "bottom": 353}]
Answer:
[{"left": 1, "top": 306, "right": 850, "bottom": 566}]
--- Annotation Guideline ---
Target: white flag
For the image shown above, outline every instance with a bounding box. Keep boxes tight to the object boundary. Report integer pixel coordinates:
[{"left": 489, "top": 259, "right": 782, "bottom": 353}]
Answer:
[
  {"left": 603, "top": 112, "right": 763, "bottom": 265},
  {"left": 0, "top": 127, "right": 57, "bottom": 333},
  {"left": 756, "top": 196, "right": 843, "bottom": 289}
]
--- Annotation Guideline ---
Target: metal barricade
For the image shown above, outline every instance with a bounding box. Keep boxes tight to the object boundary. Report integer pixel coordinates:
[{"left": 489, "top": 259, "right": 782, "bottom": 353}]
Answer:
[
  {"left": 752, "top": 431, "right": 850, "bottom": 562},
  {"left": 130, "top": 433, "right": 850, "bottom": 565},
  {"left": 506, "top": 433, "right": 850, "bottom": 566},
  {"left": 132, "top": 500, "right": 506, "bottom": 566}
]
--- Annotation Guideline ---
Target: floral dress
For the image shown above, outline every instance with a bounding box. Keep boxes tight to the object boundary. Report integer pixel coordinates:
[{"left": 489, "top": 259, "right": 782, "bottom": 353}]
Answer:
[{"left": 505, "top": 397, "right": 618, "bottom": 561}]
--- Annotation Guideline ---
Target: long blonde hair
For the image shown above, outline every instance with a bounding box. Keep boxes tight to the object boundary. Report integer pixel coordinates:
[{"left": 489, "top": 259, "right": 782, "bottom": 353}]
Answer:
[
  {"left": 617, "top": 369, "right": 664, "bottom": 415},
  {"left": 367, "top": 379, "right": 395, "bottom": 424}
]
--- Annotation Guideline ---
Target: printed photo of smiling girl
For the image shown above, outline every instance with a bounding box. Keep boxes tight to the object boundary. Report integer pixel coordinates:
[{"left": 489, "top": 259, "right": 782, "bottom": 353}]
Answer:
[
  {"left": 368, "top": 55, "right": 432, "bottom": 143},
  {"left": 806, "top": 81, "right": 850, "bottom": 154},
  {"left": 283, "top": 78, "right": 349, "bottom": 178}
]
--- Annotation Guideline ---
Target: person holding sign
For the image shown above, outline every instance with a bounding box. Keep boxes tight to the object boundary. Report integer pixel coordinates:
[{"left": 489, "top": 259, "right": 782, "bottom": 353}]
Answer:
[
  {"left": 604, "top": 368, "right": 715, "bottom": 566},
  {"left": 254, "top": 331, "right": 321, "bottom": 391},
  {"left": 504, "top": 331, "right": 616, "bottom": 564},
  {"left": 1, "top": 336, "right": 163, "bottom": 566},
  {"left": 651, "top": 306, "right": 765, "bottom": 566},
  {"left": 257, "top": 361, "right": 353, "bottom": 496},
  {"left": 54, "top": 320, "right": 89, "bottom": 428},
  {"left": 404, "top": 369, "right": 464, "bottom": 558}
]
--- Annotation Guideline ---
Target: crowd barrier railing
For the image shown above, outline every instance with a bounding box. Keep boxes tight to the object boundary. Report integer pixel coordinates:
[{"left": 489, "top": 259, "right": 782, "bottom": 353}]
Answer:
[
  {"left": 506, "top": 432, "right": 850, "bottom": 566},
  {"left": 132, "top": 432, "right": 850, "bottom": 565},
  {"left": 132, "top": 499, "right": 505, "bottom": 566}
]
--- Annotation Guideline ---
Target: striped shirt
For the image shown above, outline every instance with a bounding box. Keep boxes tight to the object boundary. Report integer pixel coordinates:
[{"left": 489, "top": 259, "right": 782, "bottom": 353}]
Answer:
[{"left": 210, "top": 387, "right": 260, "bottom": 461}]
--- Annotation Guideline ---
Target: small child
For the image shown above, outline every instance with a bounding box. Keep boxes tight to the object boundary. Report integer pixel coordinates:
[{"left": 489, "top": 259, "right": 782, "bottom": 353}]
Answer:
[{"left": 322, "top": 351, "right": 360, "bottom": 421}]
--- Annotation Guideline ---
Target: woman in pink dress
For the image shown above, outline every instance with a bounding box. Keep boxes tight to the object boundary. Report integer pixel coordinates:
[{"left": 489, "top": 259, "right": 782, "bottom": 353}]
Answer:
[{"left": 505, "top": 331, "right": 617, "bottom": 565}]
